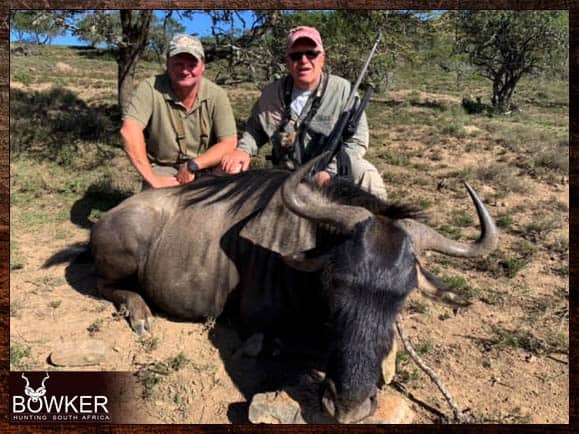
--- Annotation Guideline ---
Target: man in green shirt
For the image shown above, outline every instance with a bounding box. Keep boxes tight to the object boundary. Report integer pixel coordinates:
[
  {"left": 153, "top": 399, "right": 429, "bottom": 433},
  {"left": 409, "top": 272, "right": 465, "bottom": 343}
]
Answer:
[
  {"left": 220, "top": 26, "right": 387, "bottom": 199},
  {"left": 122, "top": 34, "right": 237, "bottom": 189}
]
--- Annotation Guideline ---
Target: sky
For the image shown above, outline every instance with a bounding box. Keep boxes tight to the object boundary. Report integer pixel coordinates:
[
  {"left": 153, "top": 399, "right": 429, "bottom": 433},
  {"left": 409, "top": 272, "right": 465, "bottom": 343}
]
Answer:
[{"left": 10, "top": 10, "right": 258, "bottom": 46}]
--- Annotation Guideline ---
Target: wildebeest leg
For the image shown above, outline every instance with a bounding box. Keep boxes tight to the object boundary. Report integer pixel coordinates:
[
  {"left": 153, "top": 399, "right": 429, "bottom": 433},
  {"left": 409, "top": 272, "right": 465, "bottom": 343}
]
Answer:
[{"left": 97, "top": 278, "right": 153, "bottom": 336}]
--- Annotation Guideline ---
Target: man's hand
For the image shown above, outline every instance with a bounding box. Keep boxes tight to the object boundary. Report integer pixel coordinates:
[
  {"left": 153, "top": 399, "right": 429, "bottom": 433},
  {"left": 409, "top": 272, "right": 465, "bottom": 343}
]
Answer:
[
  {"left": 221, "top": 149, "right": 251, "bottom": 174},
  {"left": 149, "top": 175, "right": 180, "bottom": 189},
  {"left": 176, "top": 163, "right": 196, "bottom": 184},
  {"left": 313, "top": 171, "right": 331, "bottom": 186}
]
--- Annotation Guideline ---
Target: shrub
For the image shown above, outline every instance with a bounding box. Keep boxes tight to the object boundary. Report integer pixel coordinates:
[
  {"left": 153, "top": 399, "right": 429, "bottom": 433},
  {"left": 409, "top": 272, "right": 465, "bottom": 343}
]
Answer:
[{"left": 500, "top": 257, "right": 527, "bottom": 278}]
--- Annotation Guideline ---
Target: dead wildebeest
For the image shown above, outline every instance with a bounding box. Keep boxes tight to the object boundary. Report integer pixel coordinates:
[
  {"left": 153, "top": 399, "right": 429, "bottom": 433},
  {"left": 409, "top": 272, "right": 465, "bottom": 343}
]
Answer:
[{"left": 46, "top": 153, "right": 498, "bottom": 423}]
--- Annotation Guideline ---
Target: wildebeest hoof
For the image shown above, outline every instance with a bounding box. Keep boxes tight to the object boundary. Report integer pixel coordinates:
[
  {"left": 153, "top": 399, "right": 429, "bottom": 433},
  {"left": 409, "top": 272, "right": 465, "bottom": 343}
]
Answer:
[
  {"left": 124, "top": 299, "right": 153, "bottom": 336},
  {"left": 130, "top": 317, "right": 153, "bottom": 337}
]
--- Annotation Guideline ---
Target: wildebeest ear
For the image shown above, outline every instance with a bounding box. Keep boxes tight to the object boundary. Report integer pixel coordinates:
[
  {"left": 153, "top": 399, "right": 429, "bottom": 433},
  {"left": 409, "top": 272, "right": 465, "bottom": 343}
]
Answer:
[
  {"left": 416, "top": 263, "right": 472, "bottom": 307},
  {"left": 239, "top": 189, "right": 318, "bottom": 256}
]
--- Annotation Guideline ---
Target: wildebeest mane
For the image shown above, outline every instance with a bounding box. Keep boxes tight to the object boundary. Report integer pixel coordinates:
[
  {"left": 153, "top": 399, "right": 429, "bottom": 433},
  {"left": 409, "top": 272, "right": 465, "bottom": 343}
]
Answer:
[
  {"left": 322, "top": 177, "right": 425, "bottom": 221},
  {"left": 179, "top": 170, "right": 425, "bottom": 221},
  {"left": 180, "top": 169, "right": 290, "bottom": 214}
]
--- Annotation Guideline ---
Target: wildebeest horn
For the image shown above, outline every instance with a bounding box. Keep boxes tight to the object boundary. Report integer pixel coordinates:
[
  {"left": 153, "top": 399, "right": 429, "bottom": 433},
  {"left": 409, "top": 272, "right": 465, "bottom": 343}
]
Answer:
[
  {"left": 397, "top": 182, "right": 498, "bottom": 257},
  {"left": 281, "top": 153, "right": 373, "bottom": 233}
]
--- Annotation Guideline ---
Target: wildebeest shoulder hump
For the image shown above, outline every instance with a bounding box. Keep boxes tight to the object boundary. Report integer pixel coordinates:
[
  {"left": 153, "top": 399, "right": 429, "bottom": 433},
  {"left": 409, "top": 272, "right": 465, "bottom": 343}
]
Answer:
[{"left": 177, "top": 169, "right": 290, "bottom": 215}]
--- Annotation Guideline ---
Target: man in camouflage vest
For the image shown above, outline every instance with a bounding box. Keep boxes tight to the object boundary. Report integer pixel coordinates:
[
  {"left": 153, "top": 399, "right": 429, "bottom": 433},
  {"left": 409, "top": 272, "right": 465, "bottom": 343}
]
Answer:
[
  {"left": 122, "top": 34, "right": 237, "bottom": 189},
  {"left": 220, "top": 26, "right": 387, "bottom": 199}
]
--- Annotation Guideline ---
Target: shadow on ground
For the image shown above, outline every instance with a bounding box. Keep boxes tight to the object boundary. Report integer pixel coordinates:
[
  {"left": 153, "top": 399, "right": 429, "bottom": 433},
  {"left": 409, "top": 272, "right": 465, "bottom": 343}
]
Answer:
[
  {"left": 208, "top": 316, "right": 333, "bottom": 424},
  {"left": 70, "top": 180, "right": 132, "bottom": 229}
]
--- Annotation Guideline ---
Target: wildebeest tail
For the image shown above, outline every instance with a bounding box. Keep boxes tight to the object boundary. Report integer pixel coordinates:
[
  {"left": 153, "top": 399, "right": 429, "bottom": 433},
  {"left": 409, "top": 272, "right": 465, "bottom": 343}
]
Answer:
[{"left": 43, "top": 242, "right": 91, "bottom": 268}]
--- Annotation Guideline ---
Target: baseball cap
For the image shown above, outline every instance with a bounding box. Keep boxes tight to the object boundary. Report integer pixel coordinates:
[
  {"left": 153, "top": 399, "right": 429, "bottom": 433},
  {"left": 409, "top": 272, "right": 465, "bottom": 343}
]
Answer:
[
  {"left": 286, "top": 26, "right": 324, "bottom": 53},
  {"left": 168, "top": 34, "right": 205, "bottom": 61}
]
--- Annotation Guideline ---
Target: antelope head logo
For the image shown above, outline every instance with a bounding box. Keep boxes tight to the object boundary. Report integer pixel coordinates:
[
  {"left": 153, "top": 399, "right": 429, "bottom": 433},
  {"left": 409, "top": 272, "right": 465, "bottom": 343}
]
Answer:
[{"left": 21, "top": 373, "right": 49, "bottom": 402}]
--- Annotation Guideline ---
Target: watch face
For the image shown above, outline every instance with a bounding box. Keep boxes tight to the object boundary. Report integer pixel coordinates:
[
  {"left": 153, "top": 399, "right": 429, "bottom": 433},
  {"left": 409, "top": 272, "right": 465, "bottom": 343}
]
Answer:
[{"left": 187, "top": 160, "right": 199, "bottom": 173}]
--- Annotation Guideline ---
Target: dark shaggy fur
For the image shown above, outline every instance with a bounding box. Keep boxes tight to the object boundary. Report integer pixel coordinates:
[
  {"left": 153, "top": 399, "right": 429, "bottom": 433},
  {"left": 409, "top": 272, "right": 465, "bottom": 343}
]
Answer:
[{"left": 180, "top": 170, "right": 426, "bottom": 222}]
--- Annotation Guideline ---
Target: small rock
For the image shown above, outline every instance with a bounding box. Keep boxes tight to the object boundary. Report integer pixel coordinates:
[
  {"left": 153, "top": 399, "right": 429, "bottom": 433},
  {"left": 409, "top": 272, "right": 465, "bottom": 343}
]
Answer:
[
  {"left": 363, "top": 391, "right": 415, "bottom": 424},
  {"left": 248, "top": 374, "right": 414, "bottom": 424},
  {"left": 249, "top": 391, "right": 306, "bottom": 424},
  {"left": 49, "top": 339, "right": 109, "bottom": 367}
]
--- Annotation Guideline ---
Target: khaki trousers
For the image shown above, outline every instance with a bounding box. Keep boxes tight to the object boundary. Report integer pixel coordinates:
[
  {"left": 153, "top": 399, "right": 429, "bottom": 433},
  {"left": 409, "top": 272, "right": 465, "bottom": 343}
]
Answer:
[{"left": 350, "top": 157, "right": 388, "bottom": 201}]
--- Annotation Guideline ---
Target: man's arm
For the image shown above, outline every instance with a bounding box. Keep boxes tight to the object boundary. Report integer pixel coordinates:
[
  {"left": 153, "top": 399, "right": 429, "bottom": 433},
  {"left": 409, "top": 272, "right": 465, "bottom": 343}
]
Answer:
[
  {"left": 175, "top": 136, "right": 237, "bottom": 183},
  {"left": 194, "top": 86, "right": 239, "bottom": 170},
  {"left": 176, "top": 84, "right": 239, "bottom": 183},
  {"left": 221, "top": 102, "right": 268, "bottom": 174},
  {"left": 220, "top": 133, "right": 255, "bottom": 174},
  {"left": 121, "top": 118, "right": 180, "bottom": 188},
  {"left": 195, "top": 136, "right": 238, "bottom": 169}
]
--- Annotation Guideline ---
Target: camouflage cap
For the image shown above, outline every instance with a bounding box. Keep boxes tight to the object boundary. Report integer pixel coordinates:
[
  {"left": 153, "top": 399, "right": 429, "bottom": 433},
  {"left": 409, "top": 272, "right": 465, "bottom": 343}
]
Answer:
[{"left": 168, "top": 34, "right": 205, "bottom": 61}]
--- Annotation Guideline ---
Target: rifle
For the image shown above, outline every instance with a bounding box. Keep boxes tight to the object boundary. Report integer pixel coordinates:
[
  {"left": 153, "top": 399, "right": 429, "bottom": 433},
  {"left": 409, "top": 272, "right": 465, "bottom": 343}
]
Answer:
[{"left": 313, "top": 33, "right": 382, "bottom": 174}]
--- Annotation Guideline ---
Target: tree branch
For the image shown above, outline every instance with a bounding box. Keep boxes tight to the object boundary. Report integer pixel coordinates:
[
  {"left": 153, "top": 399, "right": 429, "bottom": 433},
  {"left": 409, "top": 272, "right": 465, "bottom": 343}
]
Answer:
[{"left": 395, "top": 317, "right": 475, "bottom": 423}]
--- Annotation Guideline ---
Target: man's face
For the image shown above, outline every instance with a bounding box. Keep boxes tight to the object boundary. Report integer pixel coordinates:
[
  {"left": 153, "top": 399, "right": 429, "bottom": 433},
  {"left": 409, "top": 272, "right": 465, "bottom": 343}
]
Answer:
[
  {"left": 286, "top": 39, "right": 325, "bottom": 91},
  {"left": 167, "top": 53, "right": 205, "bottom": 90}
]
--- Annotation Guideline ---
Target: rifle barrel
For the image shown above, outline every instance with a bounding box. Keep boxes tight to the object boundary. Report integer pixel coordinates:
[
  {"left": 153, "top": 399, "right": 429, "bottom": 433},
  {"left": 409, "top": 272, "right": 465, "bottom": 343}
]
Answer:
[{"left": 344, "top": 33, "right": 382, "bottom": 111}]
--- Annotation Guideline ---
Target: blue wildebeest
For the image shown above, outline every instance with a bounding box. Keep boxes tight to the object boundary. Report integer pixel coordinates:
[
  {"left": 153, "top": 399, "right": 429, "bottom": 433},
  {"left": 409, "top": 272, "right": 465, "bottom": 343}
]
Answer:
[{"left": 47, "top": 154, "right": 497, "bottom": 423}]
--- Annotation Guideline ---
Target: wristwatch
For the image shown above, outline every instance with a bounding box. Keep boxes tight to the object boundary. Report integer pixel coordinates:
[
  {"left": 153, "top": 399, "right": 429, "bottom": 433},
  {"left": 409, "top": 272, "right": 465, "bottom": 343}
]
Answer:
[{"left": 187, "top": 159, "right": 200, "bottom": 174}]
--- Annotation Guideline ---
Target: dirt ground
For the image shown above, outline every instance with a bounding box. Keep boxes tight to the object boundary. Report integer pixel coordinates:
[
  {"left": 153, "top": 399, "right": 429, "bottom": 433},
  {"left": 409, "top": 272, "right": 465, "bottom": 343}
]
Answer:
[{"left": 9, "top": 60, "right": 569, "bottom": 423}]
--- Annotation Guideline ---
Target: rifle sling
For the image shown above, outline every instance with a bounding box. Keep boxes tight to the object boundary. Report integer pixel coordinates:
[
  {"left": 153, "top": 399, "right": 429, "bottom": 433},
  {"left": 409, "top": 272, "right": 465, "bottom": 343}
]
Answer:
[{"left": 280, "top": 73, "right": 329, "bottom": 165}]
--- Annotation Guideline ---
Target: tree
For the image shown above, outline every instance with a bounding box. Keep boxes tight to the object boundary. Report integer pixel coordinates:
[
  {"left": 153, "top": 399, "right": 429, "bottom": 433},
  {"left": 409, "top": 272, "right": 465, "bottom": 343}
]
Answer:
[
  {"left": 10, "top": 11, "right": 65, "bottom": 44},
  {"left": 199, "top": 10, "right": 283, "bottom": 83},
  {"left": 74, "top": 11, "right": 122, "bottom": 47},
  {"left": 321, "top": 11, "right": 421, "bottom": 92},
  {"left": 454, "top": 11, "right": 568, "bottom": 113},
  {"left": 415, "top": 12, "right": 472, "bottom": 90},
  {"left": 147, "top": 12, "right": 186, "bottom": 66},
  {"left": 117, "top": 11, "right": 153, "bottom": 111}
]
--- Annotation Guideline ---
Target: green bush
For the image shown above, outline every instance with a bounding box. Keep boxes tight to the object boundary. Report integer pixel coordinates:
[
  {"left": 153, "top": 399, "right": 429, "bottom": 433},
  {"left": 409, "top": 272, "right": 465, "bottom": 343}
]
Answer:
[{"left": 500, "top": 257, "right": 527, "bottom": 278}]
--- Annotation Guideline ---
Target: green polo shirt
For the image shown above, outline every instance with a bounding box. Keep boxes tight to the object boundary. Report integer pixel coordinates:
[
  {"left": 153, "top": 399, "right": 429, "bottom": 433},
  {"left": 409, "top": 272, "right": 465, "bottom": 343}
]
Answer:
[{"left": 123, "top": 74, "right": 237, "bottom": 164}]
